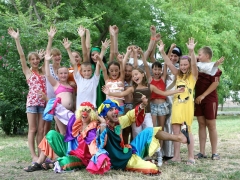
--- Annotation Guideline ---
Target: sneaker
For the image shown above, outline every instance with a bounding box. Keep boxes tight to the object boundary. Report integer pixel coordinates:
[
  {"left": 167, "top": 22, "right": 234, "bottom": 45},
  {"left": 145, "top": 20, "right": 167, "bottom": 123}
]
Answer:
[
  {"left": 157, "top": 151, "right": 163, "bottom": 167},
  {"left": 212, "top": 154, "right": 220, "bottom": 160}
]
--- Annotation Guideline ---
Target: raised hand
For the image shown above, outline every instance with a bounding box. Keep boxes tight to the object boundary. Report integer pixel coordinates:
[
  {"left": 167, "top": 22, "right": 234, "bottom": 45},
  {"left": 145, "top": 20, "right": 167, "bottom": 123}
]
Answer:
[
  {"left": 157, "top": 40, "right": 165, "bottom": 53},
  {"left": 77, "top": 25, "right": 86, "bottom": 37},
  {"left": 8, "top": 28, "right": 19, "bottom": 39},
  {"left": 155, "top": 33, "right": 161, "bottom": 42},
  {"left": 214, "top": 56, "right": 225, "bottom": 67},
  {"left": 117, "top": 53, "right": 123, "bottom": 63},
  {"left": 186, "top": 37, "right": 197, "bottom": 52},
  {"left": 37, "top": 49, "right": 45, "bottom": 60},
  {"left": 112, "top": 25, "right": 119, "bottom": 34},
  {"left": 137, "top": 47, "right": 144, "bottom": 55},
  {"left": 150, "top": 25, "right": 156, "bottom": 35},
  {"left": 101, "top": 38, "right": 111, "bottom": 50},
  {"left": 47, "top": 26, "right": 57, "bottom": 39},
  {"left": 93, "top": 53, "right": 101, "bottom": 62},
  {"left": 170, "top": 43, "right": 176, "bottom": 49},
  {"left": 126, "top": 46, "right": 132, "bottom": 54},
  {"left": 62, "top": 38, "right": 72, "bottom": 50},
  {"left": 98, "top": 115, "right": 106, "bottom": 124},
  {"left": 44, "top": 52, "right": 52, "bottom": 61},
  {"left": 102, "top": 85, "right": 110, "bottom": 95}
]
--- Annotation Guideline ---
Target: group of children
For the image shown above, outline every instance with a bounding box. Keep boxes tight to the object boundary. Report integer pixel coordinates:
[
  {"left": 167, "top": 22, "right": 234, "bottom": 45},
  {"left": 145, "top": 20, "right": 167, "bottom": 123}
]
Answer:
[{"left": 7, "top": 24, "right": 224, "bottom": 174}]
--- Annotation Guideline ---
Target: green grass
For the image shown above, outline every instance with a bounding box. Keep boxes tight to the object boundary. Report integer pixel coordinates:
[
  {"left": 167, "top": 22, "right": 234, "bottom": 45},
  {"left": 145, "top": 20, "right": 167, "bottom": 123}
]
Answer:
[{"left": 0, "top": 116, "right": 240, "bottom": 180}]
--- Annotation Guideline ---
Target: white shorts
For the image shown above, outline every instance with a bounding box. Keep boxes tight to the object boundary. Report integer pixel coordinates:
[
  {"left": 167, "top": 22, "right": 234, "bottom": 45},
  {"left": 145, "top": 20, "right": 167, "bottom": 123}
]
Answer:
[{"left": 131, "top": 113, "right": 153, "bottom": 139}]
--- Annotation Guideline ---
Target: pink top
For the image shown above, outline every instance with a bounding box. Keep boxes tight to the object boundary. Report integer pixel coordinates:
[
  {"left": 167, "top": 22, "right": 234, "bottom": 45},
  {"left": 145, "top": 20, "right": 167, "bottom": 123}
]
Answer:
[
  {"left": 54, "top": 84, "right": 74, "bottom": 95},
  {"left": 26, "top": 71, "right": 46, "bottom": 107}
]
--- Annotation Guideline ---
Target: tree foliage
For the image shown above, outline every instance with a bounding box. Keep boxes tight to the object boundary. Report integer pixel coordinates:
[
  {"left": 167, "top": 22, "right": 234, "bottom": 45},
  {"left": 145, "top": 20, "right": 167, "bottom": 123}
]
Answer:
[{"left": 0, "top": 0, "right": 239, "bottom": 134}]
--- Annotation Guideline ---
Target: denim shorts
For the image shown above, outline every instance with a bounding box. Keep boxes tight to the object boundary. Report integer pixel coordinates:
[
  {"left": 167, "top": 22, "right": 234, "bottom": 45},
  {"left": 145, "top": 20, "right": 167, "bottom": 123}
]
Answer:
[
  {"left": 150, "top": 102, "right": 169, "bottom": 116},
  {"left": 26, "top": 106, "right": 45, "bottom": 114}
]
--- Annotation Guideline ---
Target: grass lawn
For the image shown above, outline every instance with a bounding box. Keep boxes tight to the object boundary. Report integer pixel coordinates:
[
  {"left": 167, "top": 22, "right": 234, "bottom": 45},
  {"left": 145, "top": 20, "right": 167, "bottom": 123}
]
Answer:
[{"left": 0, "top": 115, "right": 240, "bottom": 180}]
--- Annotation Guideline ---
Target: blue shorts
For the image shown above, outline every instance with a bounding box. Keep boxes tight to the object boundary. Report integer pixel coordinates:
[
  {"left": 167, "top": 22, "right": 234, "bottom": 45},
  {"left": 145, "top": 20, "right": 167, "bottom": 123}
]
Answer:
[
  {"left": 26, "top": 106, "right": 45, "bottom": 114},
  {"left": 150, "top": 102, "right": 169, "bottom": 116}
]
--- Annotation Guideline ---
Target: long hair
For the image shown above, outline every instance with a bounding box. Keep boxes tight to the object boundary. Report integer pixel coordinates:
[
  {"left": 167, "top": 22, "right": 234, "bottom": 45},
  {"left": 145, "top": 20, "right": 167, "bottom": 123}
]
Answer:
[
  {"left": 178, "top": 55, "right": 192, "bottom": 80},
  {"left": 28, "top": 52, "right": 43, "bottom": 74},
  {"left": 107, "top": 61, "right": 120, "bottom": 77},
  {"left": 132, "top": 68, "right": 148, "bottom": 88}
]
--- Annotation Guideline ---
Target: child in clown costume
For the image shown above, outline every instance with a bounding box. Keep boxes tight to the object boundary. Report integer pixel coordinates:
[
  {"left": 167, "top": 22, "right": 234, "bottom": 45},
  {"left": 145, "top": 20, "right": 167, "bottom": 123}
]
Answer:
[
  {"left": 97, "top": 99, "right": 190, "bottom": 175},
  {"left": 23, "top": 102, "right": 111, "bottom": 174}
]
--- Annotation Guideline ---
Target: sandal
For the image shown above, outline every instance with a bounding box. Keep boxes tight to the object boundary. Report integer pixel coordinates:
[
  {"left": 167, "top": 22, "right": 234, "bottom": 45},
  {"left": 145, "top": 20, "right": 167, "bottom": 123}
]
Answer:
[
  {"left": 186, "top": 159, "right": 195, "bottom": 165},
  {"left": 194, "top": 153, "right": 207, "bottom": 159},
  {"left": 212, "top": 154, "right": 220, "bottom": 160},
  {"left": 41, "top": 162, "right": 55, "bottom": 170},
  {"left": 24, "top": 162, "right": 42, "bottom": 172},
  {"left": 181, "top": 122, "right": 190, "bottom": 144}
]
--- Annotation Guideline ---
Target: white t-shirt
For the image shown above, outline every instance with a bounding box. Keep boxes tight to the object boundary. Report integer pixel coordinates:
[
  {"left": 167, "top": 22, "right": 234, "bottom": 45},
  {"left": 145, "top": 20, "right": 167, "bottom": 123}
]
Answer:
[
  {"left": 197, "top": 62, "right": 218, "bottom": 76},
  {"left": 74, "top": 71, "right": 100, "bottom": 108}
]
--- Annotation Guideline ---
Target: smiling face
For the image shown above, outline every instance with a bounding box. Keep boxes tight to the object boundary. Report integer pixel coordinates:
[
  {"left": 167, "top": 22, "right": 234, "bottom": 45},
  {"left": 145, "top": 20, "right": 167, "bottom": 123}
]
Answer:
[
  {"left": 152, "top": 65, "right": 162, "bottom": 79},
  {"left": 81, "top": 64, "right": 92, "bottom": 79},
  {"left": 28, "top": 53, "right": 40, "bottom": 69},
  {"left": 179, "top": 59, "right": 190, "bottom": 74},
  {"left": 108, "top": 63, "right": 120, "bottom": 80},
  {"left": 132, "top": 69, "right": 145, "bottom": 85},
  {"left": 170, "top": 53, "right": 179, "bottom": 64},
  {"left": 106, "top": 107, "right": 119, "bottom": 124},
  {"left": 57, "top": 67, "right": 69, "bottom": 82},
  {"left": 72, "top": 52, "right": 82, "bottom": 64},
  {"left": 81, "top": 108, "right": 92, "bottom": 123}
]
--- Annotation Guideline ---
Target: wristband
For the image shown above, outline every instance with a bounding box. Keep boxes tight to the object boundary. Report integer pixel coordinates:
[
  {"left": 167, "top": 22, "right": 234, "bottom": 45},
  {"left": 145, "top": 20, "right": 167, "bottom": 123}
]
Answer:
[{"left": 151, "top": 37, "right": 156, "bottom": 41}]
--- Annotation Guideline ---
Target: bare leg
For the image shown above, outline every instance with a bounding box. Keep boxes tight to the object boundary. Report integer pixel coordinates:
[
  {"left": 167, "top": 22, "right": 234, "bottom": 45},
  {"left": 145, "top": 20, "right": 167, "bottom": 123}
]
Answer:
[
  {"left": 44, "top": 121, "right": 52, "bottom": 135},
  {"left": 187, "top": 133, "right": 195, "bottom": 163},
  {"left": 206, "top": 119, "right": 218, "bottom": 154},
  {"left": 197, "top": 116, "right": 207, "bottom": 155},
  {"left": 170, "top": 124, "right": 181, "bottom": 162},
  {"left": 27, "top": 113, "right": 38, "bottom": 162},
  {"left": 152, "top": 115, "right": 157, "bottom": 127},
  {"left": 37, "top": 113, "right": 45, "bottom": 156},
  {"left": 158, "top": 115, "right": 166, "bottom": 147},
  {"left": 155, "top": 129, "right": 187, "bottom": 143},
  {"left": 54, "top": 116, "right": 66, "bottom": 136}
]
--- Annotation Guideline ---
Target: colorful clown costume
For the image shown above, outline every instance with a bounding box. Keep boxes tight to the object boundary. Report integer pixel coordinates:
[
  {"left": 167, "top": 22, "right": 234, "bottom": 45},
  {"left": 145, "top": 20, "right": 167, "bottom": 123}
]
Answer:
[
  {"left": 98, "top": 99, "right": 161, "bottom": 175},
  {"left": 38, "top": 102, "right": 111, "bottom": 174}
]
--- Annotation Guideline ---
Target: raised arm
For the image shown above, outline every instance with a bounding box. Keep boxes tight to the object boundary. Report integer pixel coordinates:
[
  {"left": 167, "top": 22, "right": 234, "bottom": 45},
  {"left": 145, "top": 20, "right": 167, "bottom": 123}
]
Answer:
[
  {"left": 186, "top": 37, "right": 198, "bottom": 80},
  {"left": 97, "top": 46, "right": 108, "bottom": 81},
  {"left": 45, "top": 53, "right": 58, "bottom": 88},
  {"left": 167, "top": 43, "right": 176, "bottom": 58},
  {"left": 94, "top": 54, "right": 102, "bottom": 76},
  {"left": 149, "top": 33, "right": 161, "bottom": 63},
  {"left": 100, "top": 38, "right": 110, "bottom": 61},
  {"left": 150, "top": 84, "right": 184, "bottom": 96},
  {"left": 77, "top": 26, "right": 88, "bottom": 62},
  {"left": 85, "top": 29, "right": 91, "bottom": 60},
  {"left": 62, "top": 38, "right": 78, "bottom": 74},
  {"left": 139, "top": 47, "right": 151, "bottom": 83},
  {"left": 132, "top": 46, "right": 138, "bottom": 68},
  {"left": 102, "top": 85, "right": 134, "bottom": 97},
  {"left": 116, "top": 54, "right": 125, "bottom": 81},
  {"left": 46, "top": 26, "right": 57, "bottom": 55},
  {"left": 161, "top": 63, "right": 167, "bottom": 82},
  {"left": 158, "top": 40, "right": 179, "bottom": 75},
  {"left": 8, "top": 28, "right": 30, "bottom": 78},
  {"left": 123, "top": 46, "right": 132, "bottom": 71},
  {"left": 144, "top": 25, "right": 157, "bottom": 60}
]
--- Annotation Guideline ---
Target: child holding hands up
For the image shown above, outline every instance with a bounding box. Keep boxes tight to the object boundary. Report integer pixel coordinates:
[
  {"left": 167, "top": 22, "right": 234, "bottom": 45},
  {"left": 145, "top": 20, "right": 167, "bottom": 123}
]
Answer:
[
  {"left": 158, "top": 38, "right": 198, "bottom": 165},
  {"left": 8, "top": 28, "right": 46, "bottom": 162}
]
